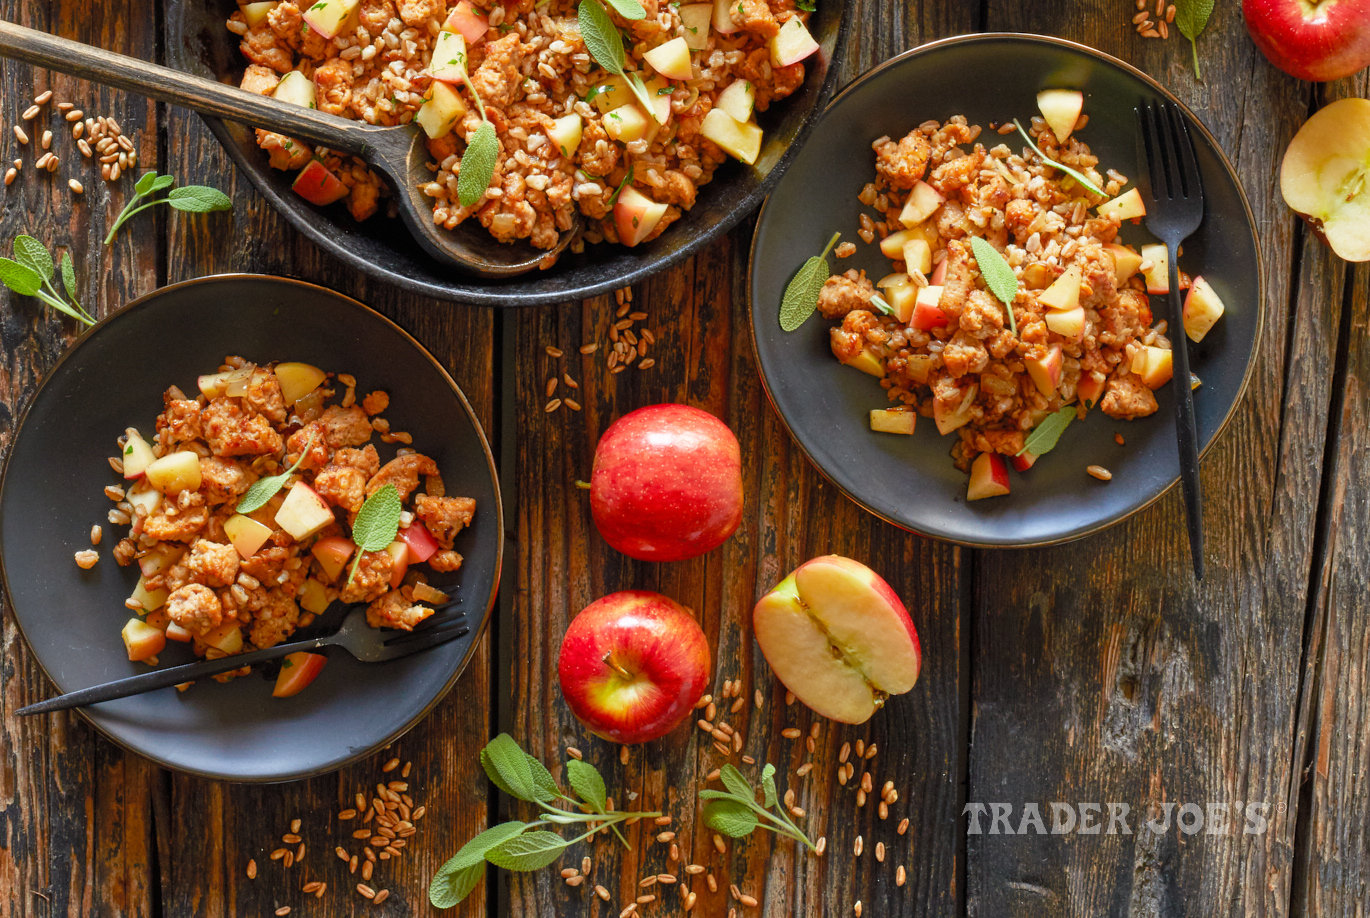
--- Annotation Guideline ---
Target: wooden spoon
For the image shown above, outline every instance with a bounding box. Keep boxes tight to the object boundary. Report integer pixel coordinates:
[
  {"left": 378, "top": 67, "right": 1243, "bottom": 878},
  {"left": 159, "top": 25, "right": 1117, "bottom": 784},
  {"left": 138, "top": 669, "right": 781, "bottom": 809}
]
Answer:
[{"left": 0, "top": 19, "right": 574, "bottom": 278}]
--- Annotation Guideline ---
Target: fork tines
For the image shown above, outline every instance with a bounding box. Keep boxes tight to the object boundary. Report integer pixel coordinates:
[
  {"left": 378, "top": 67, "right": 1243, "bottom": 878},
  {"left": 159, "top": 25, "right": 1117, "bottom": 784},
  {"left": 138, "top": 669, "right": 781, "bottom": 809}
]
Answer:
[
  {"left": 383, "top": 601, "right": 467, "bottom": 647},
  {"left": 1136, "top": 101, "right": 1203, "bottom": 202}
]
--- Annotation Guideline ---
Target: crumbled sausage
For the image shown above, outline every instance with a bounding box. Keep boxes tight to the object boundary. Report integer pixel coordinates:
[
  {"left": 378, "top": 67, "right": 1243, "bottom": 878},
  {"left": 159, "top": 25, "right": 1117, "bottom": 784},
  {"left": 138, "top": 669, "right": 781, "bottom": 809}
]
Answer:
[
  {"left": 143, "top": 492, "right": 209, "bottom": 543},
  {"left": 157, "top": 399, "right": 202, "bottom": 447},
  {"left": 874, "top": 131, "right": 931, "bottom": 190},
  {"left": 816, "top": 270, "right": 874, "bottom": 320},
  {"left": 339, "top": 550, "right": 394, "bottom": 604},
  {"left": 185, "top": 539, "right": 241, "bottom": 588},
  {"left": 202, "top": 398, "right": 284, "bottom": 457},
  {"left": 314, "top": 464, "right": 368, "bottom": 514},
  {"left": 198, "top": 457, "right": 254, "bottom": 506},
  {"left": 415, "top": 495, "right": 476, "bottom": 549},
  {"left": 1100, "top": 374, "right": 1159, "bottom": 420},
  {"left": 367, "top": 453, "right": 440, "bottom": 501},
  {"left": 428, "top": 549, "right": 465, "bottom": 572},
  {"left": 366, "top": 590, "right": 435, "bottom": 631},
  {"left": 245, "top": 369, "right": 288, "bottom": 425},
  {"left": 318, "top": 405, "right": 374, "bottom": 448},
  {"left": 249, "top": 592, "right": 301, "bottom": 648},
  {"left": 469, "top": 33, "right": 525, "bottom": 110},
  {"left": 166, "top": 583, "right": 225, "bottom": 636}
]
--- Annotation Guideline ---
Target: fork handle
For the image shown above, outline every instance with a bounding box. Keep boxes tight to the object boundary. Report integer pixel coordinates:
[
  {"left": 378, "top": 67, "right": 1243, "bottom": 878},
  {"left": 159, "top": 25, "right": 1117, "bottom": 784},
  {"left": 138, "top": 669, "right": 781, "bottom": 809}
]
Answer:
[
  {"left": 16, "top": 633, "right": 331, "bottom": 716},
  {"left": 1166, "top": 242, "right": 1204, "bottom": 579}
]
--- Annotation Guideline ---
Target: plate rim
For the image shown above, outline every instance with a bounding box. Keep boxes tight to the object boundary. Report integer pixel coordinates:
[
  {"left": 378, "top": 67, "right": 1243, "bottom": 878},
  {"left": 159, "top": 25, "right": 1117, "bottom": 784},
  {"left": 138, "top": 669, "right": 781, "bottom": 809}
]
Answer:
[
  {"left": 746, "top": 32, "right": 1266, "bottom": 549},
  {"left": 166, "top": 0, "right": 855, "bottom": 307},
  {"left": 0, "top": 273, "right": 505, "bottom": 782}
]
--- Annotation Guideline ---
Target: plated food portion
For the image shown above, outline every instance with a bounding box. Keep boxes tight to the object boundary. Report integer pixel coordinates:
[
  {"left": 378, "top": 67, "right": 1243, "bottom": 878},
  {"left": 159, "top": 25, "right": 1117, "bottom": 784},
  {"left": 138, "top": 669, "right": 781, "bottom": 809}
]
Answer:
[
  {"left": 812, "top": 96, "right": 1227, "bottom": 501},
  {"left": 226, "top": 0, "right": 821, "bottom": 260},
  {"left": 103, "top": 356, "right": 476, "bottom": 698}
]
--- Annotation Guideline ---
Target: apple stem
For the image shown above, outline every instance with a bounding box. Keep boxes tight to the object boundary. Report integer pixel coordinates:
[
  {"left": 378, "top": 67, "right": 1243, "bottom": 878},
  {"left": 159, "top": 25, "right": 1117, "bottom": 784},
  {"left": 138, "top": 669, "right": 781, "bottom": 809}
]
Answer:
[{"left": 601, "top": 652, "right": 635, "bottom": 682}]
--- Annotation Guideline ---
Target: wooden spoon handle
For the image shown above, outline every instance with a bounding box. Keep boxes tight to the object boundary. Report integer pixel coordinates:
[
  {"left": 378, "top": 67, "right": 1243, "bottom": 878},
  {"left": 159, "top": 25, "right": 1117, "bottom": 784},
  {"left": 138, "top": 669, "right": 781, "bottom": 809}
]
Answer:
[{"left": 0, "top": 18, "right": 386, "bottom": 155}]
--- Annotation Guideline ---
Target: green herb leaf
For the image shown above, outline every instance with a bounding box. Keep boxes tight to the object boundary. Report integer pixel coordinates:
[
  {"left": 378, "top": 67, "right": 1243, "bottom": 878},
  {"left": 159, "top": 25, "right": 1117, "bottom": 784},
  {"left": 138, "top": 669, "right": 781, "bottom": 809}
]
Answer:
[
  {"left": 480, "top": 733, "right": 538, "bottom": 802},
  {"left": 149, "top": 174, "right": 176, "bottom": 194},
  {"left": 429, "top": 821, "right": 529, "bottom": 907},
  {"left": 869, "top": 292, "right": 895, "bottom": 316},
  {"left": 235, "top": 431, "right": 316, "bottom": 513},
  {"left": 626, "top": 72, "right": 660, "bottom": 124},
  {"left": 1173, "top": 0, "right": 1214, "bottom": 80},
  {"left": 60, "top": 251, "right": 79, "bottom": 304},
  {"left": 779, "top": 230, "right": 841, "bottom": 332},
  {"left": 485, "top": 830, "right": 571, "bottom": 871},
  {"left": 704, "top": 799, "right": 759, "bottom": 838},
  {"left": 166, "top": 185, "right": 234, "bottom": 213},
  {"left": 1012, "top": 120, "right": 1106, "bottom": 197},
  {"left": 566, "top": 759, "right": 608, "bottom": 812},
  {"left": 13, "top": 235, "right": 53, "bottom": 280},
  {"left": 607, "top": 163, "right": 635, "bottom": 206},
  {"left": 457, "top": 120, "right": 499, "bottom": 208},
  {"left": 0, "top": 257, "right": 44, "bottom": 296},
  {"left": 969, "top": 236, "right": 1019, "bottom": 335},
  {"left": 524, "top": 752, "right": 560, "bottom": 804},
  {"left": 351, "top": 483, "right": 402, "bottom": 552},
  {"left": 718, "top": 764, "right": 754, "bottom": 801},
  {"left": 603, "top": 0, "right": 647, "bottom": 19},
  {"left": 1018, "top": 406, "right": 1077, "bottom": 457},
  {"left": 760, "top": 763, "right": 778, "bottom": 810},
  {"left": 579, "top": 0, "right": 625, "bottom": 74}
]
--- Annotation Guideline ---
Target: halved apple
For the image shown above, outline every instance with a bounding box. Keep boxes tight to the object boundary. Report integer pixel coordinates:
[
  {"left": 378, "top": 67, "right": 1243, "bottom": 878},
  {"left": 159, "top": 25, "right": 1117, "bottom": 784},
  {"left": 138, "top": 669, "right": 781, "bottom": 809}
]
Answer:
[
  {"left": 273, "top": 361, "right": 326, "bottom": 405},
  {"left": 275, "top": 482, "right": 335, "bottom": 541},
  {"left": 898, "top": 181, "right": 944, "bottom": 228},
  {"left": 1182, "top": 275, "right": 1226, "bottom": 343},
  {"left": 700, "top": 108, "right": 762, "bottom": 165},
  {"left": 1026, "top": 344, "right": 1063, "bottom": 397},
  {"left": 1036, "top": 89, "right": 1083, "bottom": 144},
  {"left": 869, "top": 408, "right": 916, "bottom": 435},
  {"left": 122, "top": 618, "right": 166, "bottom": 663},
  {"left": 121, "top": 428, "right": 157, "bottom": 480},
  {"left": 301, "top": 0, "right": 358, "bottom": 39},
  {"left": 1037, "top": 264, "right": 1082, "bottom": 311},
  {"left": 1132, "top": 345, "right": 1173, "bottom": 389},
  {"left": 842, "top": 346, "right": 885, "bottom": 378},
  {"left": 644, "top": 36, "right": 694, "bottom": 81},
  {"left": 416, "top": 79, "right": 468, "bottom": 140},
  {"left": 145, "top": 451, "right": 203, "bottom": 495},
  {"left": 680, "top": 3, "right": 713, "bottom": 50},
  {"left": 547, "top": 113, "right": 583, "bottom": 159},
  {"left": 1097, "top": 187, "right": 1145, "bottom": 221},
  {"left": 224, "top": 513, "right": 274, "bottom": 558},
  {"left": 443, "top": 0, "right": 488, "bottom": 45},
  {"left": 273, "top": 651, "right": 328, "bottom": 697},
  {"left": 752, "top": 555, "right": 920, "bottom": 724},
  {"left": 614, "top": 186, "right": 669, "bottom": 247},
  {"left": 967, "top": 453, "right": 1011, "bottom": 501},
  {"left": 1279, "top": 97, "right": 1370, "bottom": 263},
  {"left": 1104, "top": 243, "right": 1142, "bottom": 284},
  {"left": 428, "top": 30, "right": 469, "bottom": 84},
  {"left": 716, "top": 79, "right": 755, "bottom": 123},
  {"left": 242, "top": 1, "right": 279, "bottom": 29},
  {"left": 1044, "top": 306, "right": 1086, "bottom": 341},
  {"left": 311, "top": 535, "right": 356, "bottom": 581},
  {"left": 770, "top": 17, "right": 819, "bottom": 67}
]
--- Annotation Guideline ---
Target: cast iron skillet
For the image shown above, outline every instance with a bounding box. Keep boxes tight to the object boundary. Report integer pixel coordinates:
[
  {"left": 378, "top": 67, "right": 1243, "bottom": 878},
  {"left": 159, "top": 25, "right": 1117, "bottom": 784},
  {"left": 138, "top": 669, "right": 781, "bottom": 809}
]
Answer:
[
  {"left": 749, "top": 35, "right": 1264, "bottom": 548},
  {"left": 165, "top": 0, "right": 851, "bottom": 306},
  {"left": 0, "top": 276, "right": 503, "bottom": 781}
]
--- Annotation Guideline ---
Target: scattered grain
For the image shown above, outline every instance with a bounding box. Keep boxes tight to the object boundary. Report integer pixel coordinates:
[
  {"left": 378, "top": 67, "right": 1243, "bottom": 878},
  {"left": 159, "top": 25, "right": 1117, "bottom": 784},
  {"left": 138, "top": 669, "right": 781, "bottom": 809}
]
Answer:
[
  {"left": 545, "top": 398, "right": 562, "bottom": 413},
  {"left": 1087, "top": 465, "right": 1113, "bottom": 481},
  {"left": 34, "top": 90, "right": 52, "bottom": 105},
  {"left": 274, "top": 908, "right": 291, "bottom": 916},
  {"left": 896, "top": 865, "right": 907, "bottom": 886},
  {"left": 875, "top": 841, "right": 886, "bottom": 862},
  {"left": 636, "top": 894, "right": 657, "bottom": 905},
  {"left": 781, "top": 727, "right": 801, "bottom": 739},
  {"left": 246, "top": 859, "right": 257, "bottom": 879},
  {"left": 853, "top": 835, "right": 863, "bottom": 857},
  {"left": 66, "top": 109, "right": 84, "bottom": 122},
  {"left": 22, "top": 104, "right": 41, "bottom": 121},
  {"left": 74, "top": 549, "right": 99, "bottom": 569},
  {"left": 816, "top": 836, "right": 827, "bottom": 855},
  {"left": 897, "top": 817, "right": 910, "bottom": 835},
  {"left": 595, "top": 884, "right": 611, "bottom": 901},
  {"left": 565, "top": 398, "right": 582, "bottom": 412},
  {"left": 4, "top": 168, "right": 16, "bottom": 186}
]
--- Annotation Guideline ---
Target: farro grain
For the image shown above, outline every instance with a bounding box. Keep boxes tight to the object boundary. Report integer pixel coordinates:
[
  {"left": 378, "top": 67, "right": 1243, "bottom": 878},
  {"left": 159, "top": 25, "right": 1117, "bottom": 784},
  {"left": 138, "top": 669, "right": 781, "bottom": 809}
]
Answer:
[
  {"left": 545, "top": 398, "right": 562, "bottom": 412},
  {"left": 282, "top": 833, "right": 301, "bottom": 844},
  {"left": 545, "top": 345, "right": 563, "bottom": 358},
  {"left": 246, "top": 859, "right": 257, "bottom": 879},
  {"left": 596, "top": 885, "right": 611, "bottom": 901},
  {"left": 619, "top": 746, "right": 629, "bottom": 765},
  {"left": 876, "top": 841, "right": 885, "bottom": 862},
  {"left": 282, "top": 851, "right": 294, "bottom": 868},
  {"left": 74, "top": 549, "right": 99, "bottom": 569},
  {"left": 69, "top": 178, "right": 84, "bottom": 194},
  {"left": 796, "top": 762, "right": 813, "bottom": 777},
  {"left": 1159, "top": 21, "right": 1168, "bottom": 39},
  {"left": 854, "top": 902, "right": 863, "bottom": 917},
  {"left": 639, "top": 876, "right": 658, "bottom": 888},
  {"left": 1166, "top": 4, "right": 1176, "bottom": 20},
  {"left": 66, "top": 109, "right": 83, "bottom": 122},
  {"left": 898, "top": 817, "right": 910, "bottom": 835},
  {"left": 565, "top": 398, "right": 582, "bottom": 411},
  {"left": 636, "top": 894, "right": 656, "bottom": 905},
  {"left": 22, "top": 105, "right": 40, "bottom": 120},
  {"left": 620, "top": 906, "right": 639, "bottom": 918},
  {"left": 879, "top": 801, "right": 890, "bottom": 820},
  {"left": 853, "top": 835, "right": 863, "bottom": 857},
  {"left": 856, "top": 788, "right": 867, "bottom": 807},
  {"left": 4, "top": 168, "right": 17, "bottom": 186},
  {"left": 356, "top": 883, "right": 376, "bottom": 899},
  {"left": 707, "top": 874, "right": 718, "bottom": 893},
  {"left": 781, "top": 727, "right": 801, "bottom": 739},
  {"left": 897, "top": 865, "right": 907, "bottom": 886},
  {"left": 41, "top": 130, "right": 52, "bottom": 149},
  {"left": 1087, "top": 465, "right": 1112, "bottom": 481},
  {"left": 816, "top": 836, "right": 827, "bottom": 855},
  {"left": 274, "top": 908, "right": 290, "bottom": 916}
]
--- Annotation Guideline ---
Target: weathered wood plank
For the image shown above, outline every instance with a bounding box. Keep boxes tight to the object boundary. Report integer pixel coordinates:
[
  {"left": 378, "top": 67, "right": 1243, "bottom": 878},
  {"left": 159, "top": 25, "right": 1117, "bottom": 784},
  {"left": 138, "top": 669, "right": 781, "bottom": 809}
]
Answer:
[
  {"left": 968, "top": 4, "right": 1324, "bottom": 917},
  {"left": 0, "top": 3, "right": 159, "bottom": 917}
]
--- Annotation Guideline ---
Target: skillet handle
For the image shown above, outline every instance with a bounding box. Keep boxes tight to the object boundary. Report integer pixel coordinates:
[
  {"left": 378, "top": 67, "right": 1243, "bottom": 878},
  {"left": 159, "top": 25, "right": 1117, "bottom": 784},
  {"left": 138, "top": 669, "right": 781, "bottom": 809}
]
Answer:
[{"left": 0, "top": 18, "right": 387, "bottom": 155}]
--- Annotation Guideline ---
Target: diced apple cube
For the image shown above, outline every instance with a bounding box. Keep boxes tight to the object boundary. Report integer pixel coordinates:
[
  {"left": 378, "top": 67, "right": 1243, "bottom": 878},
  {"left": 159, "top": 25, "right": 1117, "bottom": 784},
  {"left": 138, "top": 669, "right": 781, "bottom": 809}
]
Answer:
[
  {"left": 770, "top": 16, "right": 819, "bottom": 67},
  {"left": 122, "top": 618, "right": 166, "bottom": 663},
  {"left": 121, "top": 428, "right": 157, "bottom": 480},
  {"left": 929, "top": 256, "right": 947, "bottom": 286},
  {"left": 933, "top": 384, "right": 977, "bottom": 435},
  {"left": 967, "top": 453, "right": 1011, "bottom": 501},
  {"left": 644, "top": 36, "right": 694, "bottom": 81},
  {"left": 1097, "top": 187, "right": 1146, "bottom": 221},
  {"left": 311, "top": 535, "right": 356, "bottom": 582},
  {"left": 1078, "top": 370, "right": 1107, "bottom": 408},
  {"left": 203, "top": 622, "right": 243, "bottom": 655},
  {"left": 275, "top": 481, "right": 336, "bottom": 541},
  {"left": 428, "top": 30, "right": 469, "bottom": 84},
  {"left": 1036, "top": 89, "right": 1083, "bottom": 144},
  {"left": 643, "top": 76, "right": 673, "bottom": 125},
  {"left": 301, "top": 0, "right": 359, "bottom": 39},
  {"left": 614, "top": 186, "right": 670, "bottom": 247},
  {"left": 273, "top": 70, "right": 316, "bottom": 108},
  {"left": 902, "top": 238, "right": 933, "bottom": 275},
  {"left": 1182, "top": 275, "right": 1226, "bottom": 343},
  {"left": 197, "top": 366, "right": 253, "bottom": 400},
  {"left": 242, "top": 2, "right": 279, "bottom": 29},
  {"left": 898, "top": 181, "right": 945, "bottom": 228},
  {"left": 416, "top": 79, "right": 468, "bottom": 139},
  {"left": 224, "top": 513, "right": 274, "bottom": 558},
  {"left": 712, "top": 0, "right": 739, "bottom": 34},
  {"left": 842, "top": 347, "right": 885, "bottom": 378},
  {"left": 443, "top": 0, "right": 488, "bottom": 45},
  {"left": 386, "top": 540, "right": 410, "bottom": 588},
  {"left": 911, "top": 285, "right": 949, "bottom": 331},
  {"left": 165, "top": 622, "right": 193, "bottom": 643},
  {"left": 604, "top": 103, "right": 651, "bottom": 143},
  {"left": 869, "top": 408, "right": 916, "bottom": 435},
  {"left": 127, "top": 481, "right": 163, "bottom": 520},
  {"left": 1026, "top": 344, "right": 1063, "bottom": 397},
  {"left": 878, "top": 228, "right": 917, "bottom": 260},
  {"left": 1045, "top": 306, "right": 1086, "bottom": 341},
  {"left": 886, "top": 283, "right": 917, "bottom": 325},
  {"left": 138, "top": 544, "right": 182, "bottom": 578},
  {"left": 1141, "top": 243, "right": 1173, "bottom": 294},
  {"left": 548, "top": 113, "right": 583, "bottom": 159},
  {"left": 145, "top": 451, "right": 203, "bottom": 495},
  {"left": 716, "top": 79, "right": 755, "bottom": 123},
  {"left": 700, "top": 108, "right": 762, "bottom": 165},
  {"left": 590, "top": 75, "right": 633, "bottom": 114},
  {"left": 298, "top": 578, "right": 331, "bottom": 615},
  {"left": 1105, "top": 243, "right": 1142, "bottom": 284},
  {"left": 273, "top": 651, "right": 328, "bottom": 698},
  {"left": 1010, "top": 451, "right": 1037, "bottom": 472},
  {"left": 131, "top": 576, "right": 168, "bottom": 614},
  {"left": 1132, "top": 345, "right": 1173, "bottom": 389},
  {"left": 1037, "top": 265, "right": 1082, "bottom": 311},
  {"left": 680, "top": 3, "right": 713, "bottom": 49},
  {"left": 273, "top": 361, "right": 326, "bottom": 405}
]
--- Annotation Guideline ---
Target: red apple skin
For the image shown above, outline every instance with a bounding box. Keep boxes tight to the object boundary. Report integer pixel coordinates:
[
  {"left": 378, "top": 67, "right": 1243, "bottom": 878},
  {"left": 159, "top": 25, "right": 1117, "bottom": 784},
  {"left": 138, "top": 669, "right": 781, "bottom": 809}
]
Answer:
[
  {"left": 590, "top": 404, "right": 743, "bottom": 562},
  {"left": 1242, "top": 0, "right": 1370, "bottom": 82},
  {"left": 557, "top": 591, "right": 712, "bottom": 744}
]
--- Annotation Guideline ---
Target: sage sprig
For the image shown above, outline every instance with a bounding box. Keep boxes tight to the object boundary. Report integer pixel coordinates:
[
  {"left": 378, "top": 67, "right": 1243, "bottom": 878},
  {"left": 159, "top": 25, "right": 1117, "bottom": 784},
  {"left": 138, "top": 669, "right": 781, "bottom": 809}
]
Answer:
[
  {"left": 0, "top": 234, "right": 94, "bottom": 326},
  {"left": 779, "top": 230, "right": 841, "bottom": 331},
  {"left": 346, "top": 483, "right": 402, "bottom": 585},
  {"left": 450, "top": 51, "right": 501, "bottom": 208},
  {"left": 104, "top": 171, "right": 232, "bottom": 245},
  {"left": 969, "top": 236, "right": 1019, "bottom": 336},
  {"left": 235, "top": 431, "right": 317, "bottom": 514},
  {"left": 1012, "top": 120, "right": 1106, "bottom": 198},
  {"left": 429, "top": 735, "right": 661, "bottom": 908},
  {"left": 1018, "top": 405, "right": 1077, "bottom": 457},
  {"left": 578, "top": 0, "right": 660, "bottom": 122},
  {"left": 700, "top": 763, "right": 816, "bottom": 851},
  {"left": 1174, "top": 0, "right": 1215, "bottom": 81}
]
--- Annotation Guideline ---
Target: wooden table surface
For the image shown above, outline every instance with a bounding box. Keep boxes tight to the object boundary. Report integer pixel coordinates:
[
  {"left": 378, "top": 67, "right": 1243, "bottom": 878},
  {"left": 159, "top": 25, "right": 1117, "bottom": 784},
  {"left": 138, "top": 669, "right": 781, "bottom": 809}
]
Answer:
[{"left": 2, "top": 1, "right": 1368, "bottom": 916}]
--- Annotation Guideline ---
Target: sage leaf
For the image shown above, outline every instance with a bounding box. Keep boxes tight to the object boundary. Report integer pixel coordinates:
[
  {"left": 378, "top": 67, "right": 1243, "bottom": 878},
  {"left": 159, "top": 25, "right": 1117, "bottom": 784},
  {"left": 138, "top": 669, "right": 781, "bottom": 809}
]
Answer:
[
  {"left": 579, "top": 0, "right": 625, "bottom": 74},
  {"left": 134, "top": 170, "right": 158, "bottom": 196},
  {"left": 481, "top": 733, "right": 538, "bottom": 802},
  {"left": 969, "top": 236, "right": 1019, "bottom": 335},
  {"left": 1173, "top": 0, "right": 1215, "bottom": 80},
  {"left": 1018, "top": 406, "right": 1077, "bottom": 457},
  {"left": 524, "top": 752, "right": 560, "bottom": 804},
  {"left": 760, "top": 763, "right": 777, "bottom": 810},
  {"left": 429, "top": 821, "right": 529, "bottom": 906},
  {"left": 235, "top": 431, "right": 316, "bottom": 513},
  {"left": 167, "top": 185, "right": 234, "bottom": 213},
  {"left": 603, "top": 0, "right": 647, "bottom": 19},
  {"left": 457, "top": 120, "right": 499, "bottom": 208},
  {"left": 718, "top": 764, "right": 754, "bottom": 801},
  {"left": 485, "top": 830, "right": 570, "bottom": 871},
  {"left": 351, "top": 484, "right": 402, "bottom": 552},
  {"left": 148, "top": 174, "right": 176, "bottom": 194},
  {"left": 0, "top": 257, "right": 44, "bottom": 297},
  {"left": 703, "top": 799, "right": 759, "bottom": 838},
  {"left": 566, "top": 759, "right": 608, "bottom": 812},
  {"left": 1012, "top": 120, "right": 1106, "bottom": 197},
  {"left": 13, "top": 235, "right": 53, "bottom": 280},
  {"left": 60, "top": 251, "right": 78, "bottom": 304},
  {"left": 779, "top": 230, "right": 841, "bottom": 332}
]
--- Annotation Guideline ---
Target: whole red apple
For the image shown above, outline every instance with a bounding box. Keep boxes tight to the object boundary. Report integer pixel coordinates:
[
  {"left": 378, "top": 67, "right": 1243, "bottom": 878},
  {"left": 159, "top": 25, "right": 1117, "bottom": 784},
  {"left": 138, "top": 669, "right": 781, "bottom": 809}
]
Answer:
[
  {"left": 1243, "top": 0, "right": 1370, "bottom": 82},
  {"left": 590, "top": 404, "right": 743, "bottom": 562},
  {"left": 557, "top": 591, "right": 712, "bottom": 744}
]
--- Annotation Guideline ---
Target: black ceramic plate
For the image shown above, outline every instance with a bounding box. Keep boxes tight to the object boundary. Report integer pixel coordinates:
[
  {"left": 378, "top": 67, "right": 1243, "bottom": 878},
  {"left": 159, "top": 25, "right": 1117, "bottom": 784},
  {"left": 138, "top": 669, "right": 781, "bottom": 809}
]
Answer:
[
  {"left": 749, "top": 35, "right": 1263, "bottom": 547},
  {"left": 0, "top": 276, "right": 502, "bottom": 781},
  {"left": 164, "top": 0, "right": 850, "bottom": 307}
]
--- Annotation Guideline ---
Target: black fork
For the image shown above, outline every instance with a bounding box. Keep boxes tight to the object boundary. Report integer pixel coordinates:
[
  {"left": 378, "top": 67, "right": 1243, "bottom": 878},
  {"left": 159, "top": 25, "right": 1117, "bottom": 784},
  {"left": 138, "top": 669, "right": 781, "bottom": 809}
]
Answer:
[
  {"left": 1136, "top": 100, "right": 1206, "bottom": 580},
  {"left": 17, "top": 602, "right": 468, "bottom": 715}
]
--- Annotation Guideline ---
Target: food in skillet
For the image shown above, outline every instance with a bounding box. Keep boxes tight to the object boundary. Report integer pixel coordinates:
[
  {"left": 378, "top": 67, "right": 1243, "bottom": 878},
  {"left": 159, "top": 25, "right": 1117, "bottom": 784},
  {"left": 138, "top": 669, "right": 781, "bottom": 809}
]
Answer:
[
  {"left": 102, "top": 357, "right": 475, "bottom": 696},
  {"left": 226, "top": 0, "right": 822, "bottom": 259}
]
